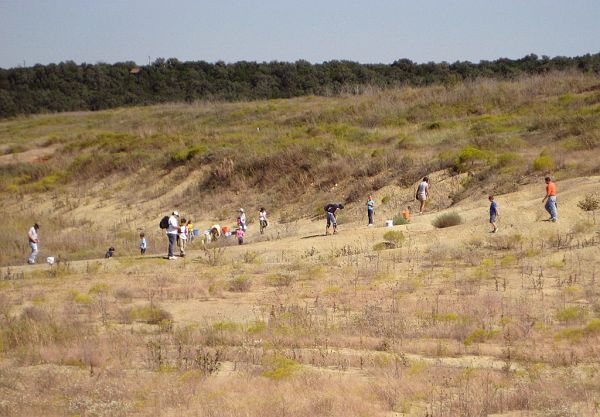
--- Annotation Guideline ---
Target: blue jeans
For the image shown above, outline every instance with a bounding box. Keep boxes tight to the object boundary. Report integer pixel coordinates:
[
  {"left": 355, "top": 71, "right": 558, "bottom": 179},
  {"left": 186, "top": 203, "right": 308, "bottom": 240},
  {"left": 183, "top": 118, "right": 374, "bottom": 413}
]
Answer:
[
  {"left": 326, "top": 212, "right": 336, "bottom": 227},
  {"left": 368, "top": 209, "right": 374, "bottom": 225},
  {"left": 28, "top": 242, "right": 38, "bottom": 264},
  {"left": 167, "top": 233, "right": 177, "bottom": 257},
  {"left": 545, "top": 196, "right": 557, "bottom": 221}
]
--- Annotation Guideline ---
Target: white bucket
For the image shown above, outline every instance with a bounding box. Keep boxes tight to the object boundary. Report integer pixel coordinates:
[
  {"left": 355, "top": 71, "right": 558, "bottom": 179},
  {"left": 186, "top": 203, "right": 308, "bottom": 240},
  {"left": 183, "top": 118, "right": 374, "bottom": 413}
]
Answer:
[
  {"left": 385, "top": 220, "right": 394, "bottom": 227},
  {"left": 46, "top": 256, "right": 55, "bottom": 265}
]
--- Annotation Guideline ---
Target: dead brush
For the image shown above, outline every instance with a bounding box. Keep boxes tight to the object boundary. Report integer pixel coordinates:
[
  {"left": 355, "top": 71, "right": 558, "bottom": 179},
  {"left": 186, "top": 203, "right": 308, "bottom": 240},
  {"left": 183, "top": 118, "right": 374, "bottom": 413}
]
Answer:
[{"left": 199, "top": 246, "right": 226, "bottom": 266}]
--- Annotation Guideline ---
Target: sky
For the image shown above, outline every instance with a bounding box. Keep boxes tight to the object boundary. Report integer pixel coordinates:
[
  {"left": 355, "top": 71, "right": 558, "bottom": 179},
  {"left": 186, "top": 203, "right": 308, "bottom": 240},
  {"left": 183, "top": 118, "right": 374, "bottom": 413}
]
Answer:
[{"left": 1, "top": 0, "right": 599, "bottom": 69}]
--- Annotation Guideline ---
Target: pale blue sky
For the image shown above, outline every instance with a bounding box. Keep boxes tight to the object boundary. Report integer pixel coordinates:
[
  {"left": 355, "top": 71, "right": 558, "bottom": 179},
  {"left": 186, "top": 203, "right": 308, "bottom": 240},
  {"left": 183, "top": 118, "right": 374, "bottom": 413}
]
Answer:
[{"left": 1, "top": 0, "right": 599, "bottom": 68}]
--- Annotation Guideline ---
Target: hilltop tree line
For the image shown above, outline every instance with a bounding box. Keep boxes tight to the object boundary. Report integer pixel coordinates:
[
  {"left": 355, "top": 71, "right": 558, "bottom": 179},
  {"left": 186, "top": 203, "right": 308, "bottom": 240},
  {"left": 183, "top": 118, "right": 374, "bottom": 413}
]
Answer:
[{"left": 1, "top": 53, "right": 600, "bottom": 118}]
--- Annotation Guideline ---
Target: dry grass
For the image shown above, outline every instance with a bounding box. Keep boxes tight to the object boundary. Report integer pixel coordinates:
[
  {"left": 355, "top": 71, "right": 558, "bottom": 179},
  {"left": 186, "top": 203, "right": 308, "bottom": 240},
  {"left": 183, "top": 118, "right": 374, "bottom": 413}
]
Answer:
[
  {"left": 2, "top": 72, "right": 600, "bottom": 265},
  {"left": 1, "top": 73, "right": 600, "bottom": 416}
]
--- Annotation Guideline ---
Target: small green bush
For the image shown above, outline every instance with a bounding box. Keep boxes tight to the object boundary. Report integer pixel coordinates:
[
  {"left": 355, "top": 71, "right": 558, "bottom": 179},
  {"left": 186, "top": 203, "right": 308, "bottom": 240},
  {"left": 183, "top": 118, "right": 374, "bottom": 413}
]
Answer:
[
  {"left": 247, "top": 320, "right": 266, "bottom": 334},
  {"left": 129, "top": 304, "right": 173, "bottom": 324},
  {"left": 372, "top": 242, "right": 392, "bottom": 251},
  {"left": 169, "top": 144, "right": 207, "bottom": 164},
  {"left": 393, "top": 215, "right": 409, "bottom": 225},
  {"left": 383, "top": 230, "right": 405, "bottom": 247},
  {"left": 585, "top": 319, "right": 600, "bottom": 334},
  {"left": 432, "top": 212, "right": 463, "bottom": 228},
  {"left": 532, "top": 155, "right": 555, "bottom": 171},
  {"left": 229, "top": 275, "right": 251, "bottom": 292},
  {"left": 464, "top": 328, "right": 499, "bottom": 346},
  {"left": 455, "top": 146, "right": 493, "bottom": 172},
  {"left": 556, "top": 306, "right": 587, "bottom": 324},
  {"left": 262, "top": 355, "right": 301, "bottom": 379}
]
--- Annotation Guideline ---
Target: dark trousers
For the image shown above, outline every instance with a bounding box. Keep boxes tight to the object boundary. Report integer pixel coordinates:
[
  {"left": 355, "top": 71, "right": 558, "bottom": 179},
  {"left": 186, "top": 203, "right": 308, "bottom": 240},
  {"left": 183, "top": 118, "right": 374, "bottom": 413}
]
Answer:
[
  {"left": 368, "top": 209, "right": 374, "bottom": 225},
  {"left": 168, "top": 234, "right": 177, "bottom": 257}
]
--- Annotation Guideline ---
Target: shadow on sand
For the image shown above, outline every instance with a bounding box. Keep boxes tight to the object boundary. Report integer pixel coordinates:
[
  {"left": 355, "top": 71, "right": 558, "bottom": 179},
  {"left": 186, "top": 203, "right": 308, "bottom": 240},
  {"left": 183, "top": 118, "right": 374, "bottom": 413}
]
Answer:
[{"left": 301, "top": 234, "right": 327, "bottom": 240}]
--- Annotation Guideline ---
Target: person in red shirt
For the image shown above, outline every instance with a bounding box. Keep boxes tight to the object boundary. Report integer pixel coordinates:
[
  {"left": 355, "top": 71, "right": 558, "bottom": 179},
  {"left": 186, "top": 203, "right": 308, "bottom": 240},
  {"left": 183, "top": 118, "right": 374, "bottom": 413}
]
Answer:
[{"left": 542, "top": 176, "right": 557, "bottom": 222}]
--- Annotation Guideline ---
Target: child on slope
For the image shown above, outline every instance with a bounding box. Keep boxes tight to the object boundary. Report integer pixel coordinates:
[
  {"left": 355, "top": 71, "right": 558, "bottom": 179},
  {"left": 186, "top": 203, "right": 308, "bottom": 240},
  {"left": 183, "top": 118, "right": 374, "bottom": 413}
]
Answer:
[
  {"left": 139, "top": 233, "right": 147, "bottom": 255},
  {"left": 236, "top": 226, "right": 245, "bottom": 245},
  {"left": 489, "top": 195, "right": 499, "bottom": 233}
]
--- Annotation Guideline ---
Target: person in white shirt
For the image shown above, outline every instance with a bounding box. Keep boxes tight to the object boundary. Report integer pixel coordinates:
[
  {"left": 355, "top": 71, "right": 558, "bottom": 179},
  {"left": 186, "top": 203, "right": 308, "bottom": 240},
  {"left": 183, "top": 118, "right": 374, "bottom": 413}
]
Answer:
[
  {"left": 415, "top": 177, "right": 430, "bottom": 214},
  {"left": 178, "top": 218, "right": 188, "bottom": 257},
  {"left": 238, "top": 208, "right": 247, "bottom": 231},
  {"left": 166, "top": 211, "right": 179, "bottom": 260},
  {"left": 27, "top": 223, "right": 40, "bottom": 264},
  {"left": 259, "top": 207, "right": 268, "bottom": 234}
]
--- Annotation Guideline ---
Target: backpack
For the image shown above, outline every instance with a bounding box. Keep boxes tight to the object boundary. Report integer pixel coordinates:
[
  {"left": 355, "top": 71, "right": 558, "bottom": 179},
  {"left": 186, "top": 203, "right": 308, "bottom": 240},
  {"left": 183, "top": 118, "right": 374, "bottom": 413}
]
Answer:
[{"left": 159, "top": 216, "right": 170, "bottom": 229}]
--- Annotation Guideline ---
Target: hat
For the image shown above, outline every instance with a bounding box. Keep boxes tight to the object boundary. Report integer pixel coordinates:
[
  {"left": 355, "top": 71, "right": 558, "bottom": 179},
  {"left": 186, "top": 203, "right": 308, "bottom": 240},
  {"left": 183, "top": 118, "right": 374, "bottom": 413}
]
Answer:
[
  {"left": 239, "top": 208, "right": 244, "bottom": 212},
  {"left": 173, "top": 211, "right": 179, "bottom": 216}
]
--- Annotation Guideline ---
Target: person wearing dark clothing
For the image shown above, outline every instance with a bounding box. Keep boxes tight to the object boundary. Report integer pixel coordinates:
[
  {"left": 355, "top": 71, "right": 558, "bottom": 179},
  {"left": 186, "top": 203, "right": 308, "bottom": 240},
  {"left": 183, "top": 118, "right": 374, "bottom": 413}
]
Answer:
[
  {"left": 105, "top": 247, "right": 115, "bottom": 258},
  {"left": 324, "top": 203, "right": 344, "bottom": 235}
]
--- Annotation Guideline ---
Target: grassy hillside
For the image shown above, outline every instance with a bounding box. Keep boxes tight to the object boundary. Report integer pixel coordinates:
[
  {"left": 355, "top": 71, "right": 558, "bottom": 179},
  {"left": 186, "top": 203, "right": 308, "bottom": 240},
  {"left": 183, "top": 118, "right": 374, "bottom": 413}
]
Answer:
[
  {"left": 1, "top": 72, "right": 600, "bottom": 265},
  {"left": 1, "top": 72, "right": 600, "bottom": 417}
]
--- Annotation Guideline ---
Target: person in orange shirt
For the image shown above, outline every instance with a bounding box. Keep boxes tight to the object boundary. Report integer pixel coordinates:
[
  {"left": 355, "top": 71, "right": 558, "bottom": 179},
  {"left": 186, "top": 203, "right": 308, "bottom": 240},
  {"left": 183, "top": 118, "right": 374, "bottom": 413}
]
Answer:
[
  {"left": 542, "top": 176, "right": 557, "bottom": 222},
  {"left": 402, "top": 206, "right": 411, "bottom": 222}
]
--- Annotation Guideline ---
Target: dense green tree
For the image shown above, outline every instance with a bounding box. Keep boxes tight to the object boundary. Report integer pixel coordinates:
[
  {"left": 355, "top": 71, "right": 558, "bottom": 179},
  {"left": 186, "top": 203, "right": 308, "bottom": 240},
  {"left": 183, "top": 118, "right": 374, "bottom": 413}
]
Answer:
[{"left": 1, "top": 53, "right": 599, "bottom": 118}]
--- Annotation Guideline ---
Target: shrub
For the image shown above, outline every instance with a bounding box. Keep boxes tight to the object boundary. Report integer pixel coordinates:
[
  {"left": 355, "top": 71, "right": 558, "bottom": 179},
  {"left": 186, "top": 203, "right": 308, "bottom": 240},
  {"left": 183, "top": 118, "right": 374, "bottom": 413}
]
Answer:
[
  {"left": 455, "top": 146, "right": 493, "bottom": 172},
  {"left": 373, "top": 242, "right": 394, "bottom": 251},
  {"left": 556, "top": 306, "right": 587, "bottom": 324},
  {"left": 247, "top": 320, "right": 267, "bottom": 334},
  {"left": 381, "top": 195, "right": 390, "bottom": 204},
  {"left": 585, "top": 319, "right": 600, "bottom": 334},
  {"left": 432, "top": 212, "right": 463, "bottom": 228},
  {"left": 262, "top": 355, "right": 301, "bottom": 379},
  {"left": 88, "top": 283, "right": 110, "bottom": 295},
  {"left": 383, "top": 230, "right": 405, "bottom": 247},
  {"left": 577, "top": 194, "right": 600, "bottom": 212},
  {"left": 169, "top": 144, "right": 207, "bottom": 165},
  {"left": 129, "top": 304, "right": 172, "bottom": 324},
  {"left": 488, "top": 233, "right": 524, "bottom": 250},
  {"left": 464, "top": 328, "right": 499, "bottom": 346},
  {"left": 266, "top": 273, "right": 294, "bottom": 287},
  {"left": 532, "top": 155, "right": 555, "bottom": 171},
  {"left": 243, "top": 251, "right": 261, "bottom": 264},
  {"left": 393, "top": 214, "right": 409, "bottom": 225},
  {"left": 229, "top": 275, "right": 251, "bottom": 292}
]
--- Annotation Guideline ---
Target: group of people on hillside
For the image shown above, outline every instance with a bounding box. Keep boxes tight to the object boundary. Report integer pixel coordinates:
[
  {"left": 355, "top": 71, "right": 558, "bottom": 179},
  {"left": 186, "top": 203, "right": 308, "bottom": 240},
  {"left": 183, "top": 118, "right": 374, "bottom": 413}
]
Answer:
[
  {"left": 162, "top": 207, "right": 269, "bottom": 259},
  {"left": 164, "top": 211, "right": 198, "bottom": 259},
  {"left": 358, "top": 176, "right": 559, "bottom": 234},
  {"left": 24, "top": 177, "right": 559, "bottom": 264}
]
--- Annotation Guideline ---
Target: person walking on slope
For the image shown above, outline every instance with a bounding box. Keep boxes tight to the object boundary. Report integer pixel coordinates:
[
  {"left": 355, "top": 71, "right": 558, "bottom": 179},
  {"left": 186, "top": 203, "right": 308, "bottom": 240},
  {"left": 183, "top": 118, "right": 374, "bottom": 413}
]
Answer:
[
  {"left": 542, "top": 176, "right": 558, "bottom": 222},
  {"left": 236, "top": 226, "right": 245, "bottom": 245},
  {"left": 166, "top": 211, "right": 179, "bottom": 260},
  {"left": 27, "top": 223, "right": 40, "bottom": 264},
  {"left": 238, "top": 208, "right": 247, "bottom": 232},
  {"left": 366, "top": 196, "right": 375, "bottom": 226},
  {"left": 186, "top": 220, "right": 194, "bottom": 243},
  {"left": 488, "top": 195, "right": 499, "bottom": 233},
  {"left": 139, "top": 233, "right": 147, "bottom": 255},
  {"left": 324, "top": 203, "right": 344, "bottom": 235},
  {"left": 402, "top": 206, "right": 411, "bottom": 222},
  {"left": 259, "top": 207, "right": 268, "bottom": 234},
  {"left": 178, "top": 218, "right": 188, "bottom": 257},
  {"left": 415, "top": 177, "right": 430, "bottom": 214}
]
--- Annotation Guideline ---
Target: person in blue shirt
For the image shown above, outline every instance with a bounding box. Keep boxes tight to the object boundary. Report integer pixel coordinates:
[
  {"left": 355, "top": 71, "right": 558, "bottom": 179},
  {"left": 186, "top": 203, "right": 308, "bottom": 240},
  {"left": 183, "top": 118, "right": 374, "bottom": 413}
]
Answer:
[
  {"left": 489, "top": 195, "right": 499, "bottom": 233},
  {"left": 366, "top": 196, "right": 375, "bottom": 226}
]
